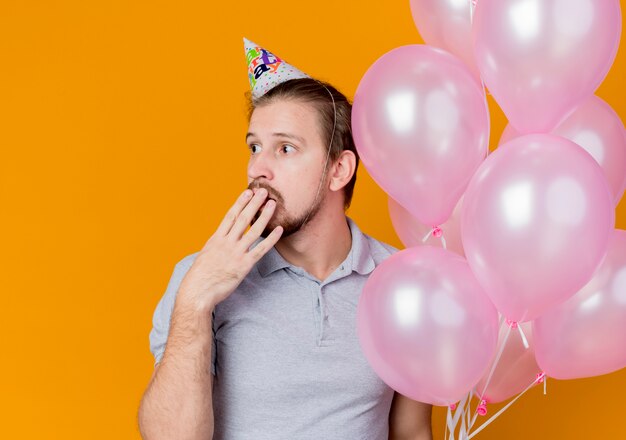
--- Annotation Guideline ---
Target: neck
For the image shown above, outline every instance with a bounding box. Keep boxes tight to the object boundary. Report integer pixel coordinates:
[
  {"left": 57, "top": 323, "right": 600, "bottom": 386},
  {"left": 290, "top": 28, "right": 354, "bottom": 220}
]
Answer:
[{"left": 274, "top": 205, "right": 352, "bottom": 282}]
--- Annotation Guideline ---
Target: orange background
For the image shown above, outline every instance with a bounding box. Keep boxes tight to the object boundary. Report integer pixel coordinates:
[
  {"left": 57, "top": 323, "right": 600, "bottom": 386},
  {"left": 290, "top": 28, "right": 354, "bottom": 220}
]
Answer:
[{"left": 1, "top": 1, "right": 624, "bottom": 438}]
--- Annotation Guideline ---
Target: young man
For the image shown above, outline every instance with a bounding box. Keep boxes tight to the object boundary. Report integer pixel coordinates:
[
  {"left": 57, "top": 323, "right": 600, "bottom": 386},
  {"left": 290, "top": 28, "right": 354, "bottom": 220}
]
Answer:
[{"left": 137, "top": 39, "right": 432, "bottom": 440}]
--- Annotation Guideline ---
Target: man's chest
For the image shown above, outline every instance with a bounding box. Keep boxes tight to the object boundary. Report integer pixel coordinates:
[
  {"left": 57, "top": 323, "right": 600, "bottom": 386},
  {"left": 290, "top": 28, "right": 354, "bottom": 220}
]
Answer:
[{"left": 212, "top": 273, "right": 389, "bottom": 405}]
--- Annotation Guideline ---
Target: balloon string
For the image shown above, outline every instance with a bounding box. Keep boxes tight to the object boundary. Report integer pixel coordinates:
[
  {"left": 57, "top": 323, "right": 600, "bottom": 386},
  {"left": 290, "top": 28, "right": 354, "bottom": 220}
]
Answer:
[
  {"left": 445, "top": 406, "right": 452, "bottom": 440},
  {"left": 421, "top": 228, "right": 434, "bottom": 242},
  {"left": 460, "top": 393, "right": 473, "bottom": 440},
  {"left": 459, "top": 406, "right": 468, "bottom": 439},
  {"left": 517, "top": 324, "right": 529, "bottom": 349},
  {"left": 505, "top": 318, "right": 529, "bottom": 349},
  {"left": 453, "top": 393, "right": 470, "bottom": 436},
  {"left": 298, "top": 80, "right": 336, "bottom": 231},
  {"left": 446, "top": 401, "right": 458, "bottom": 440},
  {"left": 446, "top": 392, "right": 471, "bottom": 440},
  {"left": 465, "top": 391, "right": 473, "bottom": 429},
  {"left": 469, "top": 319, "right": 513, "bottom": 429},
  {"left": 459, "top": 391, "right": 472, "bottom": 440},
  {"left": 422, "top": 226, "right": 447, "bottom": 249},
  {"left": 467, "top": 374, "right": 544, "bottom": 439},
  {"left": 449, "top": 405, "right": 465, "bottom": 440},
  {"left": 472, "top": 321, "right": 512, "bottom": 410},
  {"left": 536, "top": 372, "right": 548, "bottom": 396}
]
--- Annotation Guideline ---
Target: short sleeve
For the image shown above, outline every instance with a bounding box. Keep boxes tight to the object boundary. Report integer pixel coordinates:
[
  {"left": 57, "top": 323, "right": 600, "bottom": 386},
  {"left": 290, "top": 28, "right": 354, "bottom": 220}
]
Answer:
[{"left": 148, "top": 251, "right": 216, "bottom": 375}]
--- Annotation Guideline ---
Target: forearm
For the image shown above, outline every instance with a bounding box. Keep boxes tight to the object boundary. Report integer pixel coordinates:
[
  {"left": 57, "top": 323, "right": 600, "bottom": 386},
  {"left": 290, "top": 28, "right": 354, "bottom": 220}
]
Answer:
[
  {"left": 388, "top": 393, "right": 433, "bottom": 440},
  {"left": 138, "top": 298, "right": 215, "bottom": 440}
]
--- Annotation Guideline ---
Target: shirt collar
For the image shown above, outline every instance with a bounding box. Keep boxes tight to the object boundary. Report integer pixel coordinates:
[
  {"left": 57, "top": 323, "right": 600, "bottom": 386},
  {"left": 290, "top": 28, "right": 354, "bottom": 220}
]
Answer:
[
  {"left": 257, "top": 216, "right": 376, "bottom": 278},
  {"left": 256, "top": 239, "right": 291, "bottom": 278},
  {"left": 345, "top": 216, "right": 376, "bottom": 275}
]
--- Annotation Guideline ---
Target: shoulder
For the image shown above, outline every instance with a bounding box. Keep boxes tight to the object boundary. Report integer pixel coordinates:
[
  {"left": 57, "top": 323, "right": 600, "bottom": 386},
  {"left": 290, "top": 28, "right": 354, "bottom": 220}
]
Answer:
[
  {"left": 175, "top": 250, "right": 201, "bottom": 270},
  {"left": 349, "top": 217, "right": 400, "bottom": 267},
  {"left": 365, "top": 234, "right": 400, "bottom": 265},
  {"left": 161, "top": 250, "right": 202, "bottom": 287}
]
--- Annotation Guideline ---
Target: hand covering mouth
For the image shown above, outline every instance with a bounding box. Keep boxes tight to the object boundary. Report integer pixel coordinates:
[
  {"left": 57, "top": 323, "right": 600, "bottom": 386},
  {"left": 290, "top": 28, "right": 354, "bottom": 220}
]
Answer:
[{"left": 249, "top": 182, "right": 283, "bottom": 206}]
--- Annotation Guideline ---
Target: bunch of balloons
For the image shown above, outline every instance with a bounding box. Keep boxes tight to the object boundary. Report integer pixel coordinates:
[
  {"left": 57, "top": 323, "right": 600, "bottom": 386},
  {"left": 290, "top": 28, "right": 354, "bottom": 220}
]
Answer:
[{"left": 353, "top": 0, "right": 625, "bottom": 433}]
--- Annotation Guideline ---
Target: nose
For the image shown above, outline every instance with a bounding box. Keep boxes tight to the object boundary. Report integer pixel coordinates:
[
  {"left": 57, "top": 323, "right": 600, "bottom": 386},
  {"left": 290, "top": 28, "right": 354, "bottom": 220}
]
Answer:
[{"left": 247, "top": 149, "right": 274, "bottom": 182}]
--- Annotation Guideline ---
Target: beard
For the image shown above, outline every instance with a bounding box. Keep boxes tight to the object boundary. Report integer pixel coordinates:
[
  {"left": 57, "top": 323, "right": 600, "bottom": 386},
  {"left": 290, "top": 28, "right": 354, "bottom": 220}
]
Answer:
[{"left": 248, "top": 180, "right": 325, "bottom": 239}]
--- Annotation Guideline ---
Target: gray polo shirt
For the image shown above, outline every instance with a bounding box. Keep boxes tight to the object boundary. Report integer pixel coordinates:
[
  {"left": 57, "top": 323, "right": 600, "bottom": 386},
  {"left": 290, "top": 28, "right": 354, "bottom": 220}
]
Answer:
[{"left": 149, "top": 217, "right": 398, "bottom": 439}]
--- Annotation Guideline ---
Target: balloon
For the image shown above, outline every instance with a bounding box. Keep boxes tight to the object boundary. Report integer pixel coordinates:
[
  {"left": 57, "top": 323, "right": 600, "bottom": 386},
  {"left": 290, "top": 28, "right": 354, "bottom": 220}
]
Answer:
[
  {"left": 462, "top": 134, "right": 615, "bottom": 322},
  {"left": 388, "top": 195, "right": 465, "bottom": 257},
  {"left": 357, "top": 246, "right": 499, "bottom": 406},
  {"left": 473, "top": 0, "right": 622, "bottom": 133},
  {"left": 499, "top": 96, "right": 626, "bottom": 205},
  {"left": 352, "top": 44, "right": 490, "bottom": 226},
  {"left": 533, "top": 229, "right": 626, "bottom": 380},
  {"left": 409, "top": 0, "right": 480, "bottom": 78},
  {"left": 475, "top": 321, "right": 541, "bottom": 403}
]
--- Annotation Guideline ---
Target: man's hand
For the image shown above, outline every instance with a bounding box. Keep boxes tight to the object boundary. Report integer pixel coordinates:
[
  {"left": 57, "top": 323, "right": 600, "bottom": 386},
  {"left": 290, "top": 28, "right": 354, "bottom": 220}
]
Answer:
[
  {"left": 176, "top": 187, "right": 282, "bottom": 314},
  {"left": 138, "top": 191, "right": 277, "bottom": 440}
]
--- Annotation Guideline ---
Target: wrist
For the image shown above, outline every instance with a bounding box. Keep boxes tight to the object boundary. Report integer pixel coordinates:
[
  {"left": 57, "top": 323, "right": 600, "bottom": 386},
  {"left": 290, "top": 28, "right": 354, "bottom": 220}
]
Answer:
[{"left": 175, "top": 289, "right": 218, "bottom": 317}]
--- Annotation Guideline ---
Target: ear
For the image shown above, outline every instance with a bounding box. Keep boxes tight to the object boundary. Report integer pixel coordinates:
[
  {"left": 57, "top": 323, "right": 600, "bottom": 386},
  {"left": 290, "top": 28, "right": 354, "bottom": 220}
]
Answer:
[{"left": 328, "top": 150, "right": 357, "bottom": 193}]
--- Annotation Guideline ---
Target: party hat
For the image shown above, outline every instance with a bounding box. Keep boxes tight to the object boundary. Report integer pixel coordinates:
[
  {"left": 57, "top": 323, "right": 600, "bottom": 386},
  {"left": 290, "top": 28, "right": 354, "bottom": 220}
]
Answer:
[{"left": 244, "top": 37, "right": 310, "bottom": 99}]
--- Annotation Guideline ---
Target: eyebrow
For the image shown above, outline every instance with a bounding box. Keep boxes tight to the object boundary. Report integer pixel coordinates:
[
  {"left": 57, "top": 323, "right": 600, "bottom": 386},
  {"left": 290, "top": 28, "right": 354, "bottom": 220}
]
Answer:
[{"left": 245, "top": 132, "right": 306, "bottom": 145}]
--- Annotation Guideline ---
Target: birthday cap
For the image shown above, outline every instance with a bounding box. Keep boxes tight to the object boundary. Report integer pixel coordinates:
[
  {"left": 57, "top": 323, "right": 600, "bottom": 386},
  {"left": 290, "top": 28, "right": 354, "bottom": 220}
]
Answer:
[{"left": 244, "top": 37, "right": 310, "bottom": 99}]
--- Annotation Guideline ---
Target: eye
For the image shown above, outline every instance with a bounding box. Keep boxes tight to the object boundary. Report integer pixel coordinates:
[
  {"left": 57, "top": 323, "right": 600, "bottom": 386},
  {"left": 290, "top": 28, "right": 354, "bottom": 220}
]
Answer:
[
  {"left": 249, "top": 144, "right": 261, "bottom": 154},
  {"left": 281, "top": 144, "right": 296, "bottom": 154}
]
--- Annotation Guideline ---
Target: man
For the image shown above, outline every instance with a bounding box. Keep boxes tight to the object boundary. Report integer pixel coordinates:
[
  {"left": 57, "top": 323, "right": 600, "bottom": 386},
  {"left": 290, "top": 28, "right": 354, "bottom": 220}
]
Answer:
[{"left": 137, "top": 39, "right": 432, "bottom": 440}]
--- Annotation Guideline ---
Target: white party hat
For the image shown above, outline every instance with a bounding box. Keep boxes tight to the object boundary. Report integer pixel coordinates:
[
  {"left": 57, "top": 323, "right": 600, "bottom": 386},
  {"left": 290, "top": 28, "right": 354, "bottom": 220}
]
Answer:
[{"left": 244, "top": 37, "right": 310, "bottom": 99}]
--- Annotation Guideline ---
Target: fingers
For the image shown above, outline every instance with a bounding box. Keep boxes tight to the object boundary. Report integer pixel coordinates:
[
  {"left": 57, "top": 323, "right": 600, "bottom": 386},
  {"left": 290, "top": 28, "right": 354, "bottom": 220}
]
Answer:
[
  {"left": 248, "top": 225, "right": 284, "bottom": 262},
  {"left": 240, "top": 199, "right": 276, "bottom": 249},
  {"left": 215, "top": 189, "right": 254, "bottom": 237},
  {"left": 228, "top": 188, "right": 269, "bottom": 239}
]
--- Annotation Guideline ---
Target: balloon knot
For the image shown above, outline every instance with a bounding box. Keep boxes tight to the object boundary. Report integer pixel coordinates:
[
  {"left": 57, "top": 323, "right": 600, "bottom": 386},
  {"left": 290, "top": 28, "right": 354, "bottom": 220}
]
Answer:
[
  {"left": 477, "top": 399, "right": 488, "bottom": 416},
  {"left": 432, "top": 226, "right": 443, "bottom": 238},
  {"left": 536, "top": 372, "right": 546, "bottom": 384},
  {"left": 505, "top": 318, "right": 518, "bottom": 329},
  {"left": 450, "top": 403, "right": 457, "bottom": 411}
]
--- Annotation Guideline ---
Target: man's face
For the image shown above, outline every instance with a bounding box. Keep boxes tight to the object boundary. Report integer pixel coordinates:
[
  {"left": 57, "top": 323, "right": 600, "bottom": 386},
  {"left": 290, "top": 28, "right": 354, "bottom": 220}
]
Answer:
[{"left": 246, "top": 98, "right": 329, "bottom": 238}]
